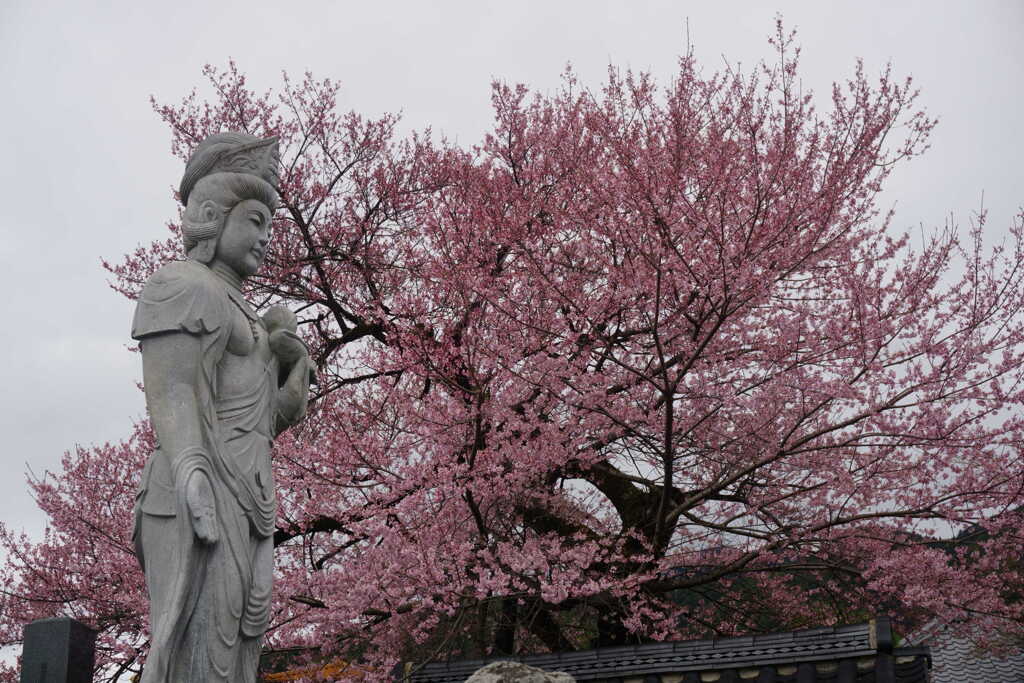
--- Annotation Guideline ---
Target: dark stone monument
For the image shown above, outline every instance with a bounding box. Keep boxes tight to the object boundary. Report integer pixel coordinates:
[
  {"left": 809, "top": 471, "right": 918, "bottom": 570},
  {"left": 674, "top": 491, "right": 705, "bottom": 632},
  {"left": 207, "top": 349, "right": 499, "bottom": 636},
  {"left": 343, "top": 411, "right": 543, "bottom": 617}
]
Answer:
[{"left": 20, "top": 617, "right": 96, "bottom": 683}]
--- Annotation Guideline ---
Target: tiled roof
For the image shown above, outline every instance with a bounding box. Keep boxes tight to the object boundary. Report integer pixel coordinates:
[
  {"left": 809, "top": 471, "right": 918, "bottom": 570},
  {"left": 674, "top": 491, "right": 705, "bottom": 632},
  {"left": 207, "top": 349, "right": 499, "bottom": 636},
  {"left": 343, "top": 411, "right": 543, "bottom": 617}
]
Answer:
[
  {"left": 909, "top": 621, "right": 1024, "bottom": 683},
  {"left": 406, "top": 618, "right": 931, "bottom": 682}
]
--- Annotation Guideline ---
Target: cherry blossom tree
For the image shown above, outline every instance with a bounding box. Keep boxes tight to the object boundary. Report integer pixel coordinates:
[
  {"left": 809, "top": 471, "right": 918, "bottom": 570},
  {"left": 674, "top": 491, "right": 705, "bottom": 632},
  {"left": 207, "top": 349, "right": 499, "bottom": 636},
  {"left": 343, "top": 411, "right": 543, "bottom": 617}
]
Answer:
[{"left": 4, "top": 25, "right": 1024, "bottom": 680}]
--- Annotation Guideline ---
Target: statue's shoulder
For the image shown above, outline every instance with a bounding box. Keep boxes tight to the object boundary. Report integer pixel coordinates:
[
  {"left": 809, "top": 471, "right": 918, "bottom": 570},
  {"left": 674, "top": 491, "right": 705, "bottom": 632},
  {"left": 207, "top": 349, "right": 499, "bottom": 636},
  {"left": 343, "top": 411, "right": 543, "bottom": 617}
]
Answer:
[{"left": 132, "top": 260, "right": 230, "bottom": 340}]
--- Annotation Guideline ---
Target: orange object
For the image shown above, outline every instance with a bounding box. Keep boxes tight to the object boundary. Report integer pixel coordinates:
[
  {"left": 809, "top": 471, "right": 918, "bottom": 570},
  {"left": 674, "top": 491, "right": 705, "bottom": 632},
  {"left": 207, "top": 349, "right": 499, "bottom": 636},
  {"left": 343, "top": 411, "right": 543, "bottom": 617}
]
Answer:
[{"left": 264, "top": 660, "right": 373, "bottom": 681}]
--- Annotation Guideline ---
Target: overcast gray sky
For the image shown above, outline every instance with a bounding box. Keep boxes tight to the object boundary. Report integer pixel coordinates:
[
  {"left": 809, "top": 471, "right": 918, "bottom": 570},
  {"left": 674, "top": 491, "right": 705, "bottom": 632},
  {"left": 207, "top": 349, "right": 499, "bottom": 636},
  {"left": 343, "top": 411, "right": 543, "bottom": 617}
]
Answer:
[{"left": 1, "top": 0, "right": 1021, "bottom": 540}]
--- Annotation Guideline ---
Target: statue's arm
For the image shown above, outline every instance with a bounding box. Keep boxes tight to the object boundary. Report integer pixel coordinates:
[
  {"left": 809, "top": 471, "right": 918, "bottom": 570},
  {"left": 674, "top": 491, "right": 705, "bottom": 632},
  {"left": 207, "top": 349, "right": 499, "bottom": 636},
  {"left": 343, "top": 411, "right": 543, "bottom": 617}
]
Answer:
[
  {"left": 266, "top": 314, "right": 314, "bottom": 436},
  {"left": 141, "top": 333, "right": 203, "bottom": 461},
  {"left": 141, "top": 332, "right": 219, "bottom": 544},
  {"left": 274, "top": 354, "right": 312, "bottom": 436}
]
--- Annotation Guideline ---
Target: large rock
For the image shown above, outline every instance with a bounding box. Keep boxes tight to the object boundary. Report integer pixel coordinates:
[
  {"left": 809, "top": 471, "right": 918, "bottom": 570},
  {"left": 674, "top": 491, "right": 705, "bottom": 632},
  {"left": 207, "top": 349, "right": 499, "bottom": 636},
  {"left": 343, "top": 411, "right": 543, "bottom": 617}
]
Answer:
[{"left": 466, "top": 661, "right": 575, "bottom": 682}]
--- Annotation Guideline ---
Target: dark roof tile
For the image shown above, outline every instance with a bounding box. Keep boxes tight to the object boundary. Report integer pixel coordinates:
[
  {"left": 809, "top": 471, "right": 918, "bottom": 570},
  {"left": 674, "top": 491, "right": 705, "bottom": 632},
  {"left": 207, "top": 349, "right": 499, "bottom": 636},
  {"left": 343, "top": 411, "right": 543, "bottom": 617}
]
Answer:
[
  {"left": 907, "top": 620, "right": 1024, "bottom": 683},
  {"left": 406, "top": 619, "right": 930, "bottom": 683}
]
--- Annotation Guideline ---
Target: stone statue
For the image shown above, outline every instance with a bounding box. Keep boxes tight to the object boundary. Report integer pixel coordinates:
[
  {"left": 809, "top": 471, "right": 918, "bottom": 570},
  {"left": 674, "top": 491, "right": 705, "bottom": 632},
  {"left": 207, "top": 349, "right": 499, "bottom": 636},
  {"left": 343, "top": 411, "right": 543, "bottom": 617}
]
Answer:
[{"left": 131, "top": 132, "right": 313, "bottom": 682}]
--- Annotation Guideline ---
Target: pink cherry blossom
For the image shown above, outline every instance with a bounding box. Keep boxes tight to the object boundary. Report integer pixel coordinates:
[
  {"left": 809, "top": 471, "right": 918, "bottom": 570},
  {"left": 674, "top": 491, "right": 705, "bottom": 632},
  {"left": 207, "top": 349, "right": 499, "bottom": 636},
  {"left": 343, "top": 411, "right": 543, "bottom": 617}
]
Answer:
[{"left": 4, "top": 27, "right": 1024, "bottom": 681}]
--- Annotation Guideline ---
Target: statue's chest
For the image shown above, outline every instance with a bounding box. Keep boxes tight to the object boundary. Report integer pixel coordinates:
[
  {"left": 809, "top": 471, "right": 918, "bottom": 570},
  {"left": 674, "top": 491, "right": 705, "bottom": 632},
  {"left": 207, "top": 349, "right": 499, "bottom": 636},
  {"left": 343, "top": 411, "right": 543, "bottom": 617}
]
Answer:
[{"left": 218, "top": 304, "right": 274, "bottom": 393}]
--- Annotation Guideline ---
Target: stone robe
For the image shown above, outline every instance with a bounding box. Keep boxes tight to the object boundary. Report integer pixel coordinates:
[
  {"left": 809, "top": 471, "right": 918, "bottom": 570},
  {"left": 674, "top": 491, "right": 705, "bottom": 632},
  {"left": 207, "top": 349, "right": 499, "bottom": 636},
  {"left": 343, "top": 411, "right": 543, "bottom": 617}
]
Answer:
[{"left": 132, "top": 259, "right": 279, "bottom": 682}]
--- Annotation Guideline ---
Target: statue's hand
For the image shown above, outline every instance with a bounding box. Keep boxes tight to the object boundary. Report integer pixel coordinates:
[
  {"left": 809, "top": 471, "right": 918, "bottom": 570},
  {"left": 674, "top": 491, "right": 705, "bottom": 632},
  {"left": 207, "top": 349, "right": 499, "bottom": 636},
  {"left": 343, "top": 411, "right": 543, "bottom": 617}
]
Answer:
[
  {"left": 185, "top": 470, "right": 219, "bottom": 544},
  {"left": 264, "top": 306, "right": 317, "bottom": 387},
  {"left": 268, "top": 328, "right": 308, "bottom": 369}
]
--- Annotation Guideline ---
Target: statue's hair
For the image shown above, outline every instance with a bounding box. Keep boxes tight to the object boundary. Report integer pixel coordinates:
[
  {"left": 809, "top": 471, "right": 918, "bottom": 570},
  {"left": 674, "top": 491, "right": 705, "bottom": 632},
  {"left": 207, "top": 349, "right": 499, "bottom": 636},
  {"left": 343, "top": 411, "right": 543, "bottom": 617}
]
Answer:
[
  {"left": 181, "top": 172, "right": 278, "bottom": 263},
  {"left": 179, "top": 132, "right": 280, "bottom": 206}
]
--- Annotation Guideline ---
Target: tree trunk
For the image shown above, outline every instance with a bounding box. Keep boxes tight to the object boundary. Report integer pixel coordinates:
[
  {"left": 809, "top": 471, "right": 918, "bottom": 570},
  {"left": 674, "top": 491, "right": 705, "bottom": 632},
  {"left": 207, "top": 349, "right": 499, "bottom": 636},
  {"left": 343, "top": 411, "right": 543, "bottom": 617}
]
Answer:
[
  {"left": 493, "top": 597, "right": 518, "bottom": 654},
  {"left": 596, "top": 610, "right": 632, "bottom": 647}
]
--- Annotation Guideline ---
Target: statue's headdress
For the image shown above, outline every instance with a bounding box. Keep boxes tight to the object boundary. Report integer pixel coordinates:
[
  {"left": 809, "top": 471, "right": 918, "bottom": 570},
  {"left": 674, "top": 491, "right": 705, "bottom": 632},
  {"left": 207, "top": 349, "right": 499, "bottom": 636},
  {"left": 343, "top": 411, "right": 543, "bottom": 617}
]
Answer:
[
  {"left": 179, "top": 132, "right": 280, "bottom": 206},
  {"left": 178, "top": 132, "right": 281, "bottom": 262}
]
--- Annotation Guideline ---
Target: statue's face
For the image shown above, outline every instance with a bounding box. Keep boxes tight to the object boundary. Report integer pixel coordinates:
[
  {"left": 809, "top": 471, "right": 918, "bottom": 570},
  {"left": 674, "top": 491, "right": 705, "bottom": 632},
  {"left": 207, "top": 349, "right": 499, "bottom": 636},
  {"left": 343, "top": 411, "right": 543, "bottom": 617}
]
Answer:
[{"left": 215, "top": 199, "right": 273, "bottom": 278}]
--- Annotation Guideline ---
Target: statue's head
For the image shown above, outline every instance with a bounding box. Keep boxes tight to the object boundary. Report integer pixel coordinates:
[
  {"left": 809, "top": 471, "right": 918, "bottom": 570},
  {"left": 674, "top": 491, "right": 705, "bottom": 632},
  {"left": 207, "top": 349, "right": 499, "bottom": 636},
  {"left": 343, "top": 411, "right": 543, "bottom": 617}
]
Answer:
[{"left": 179, "top": 132, "right": 280, "bottom": 264}]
